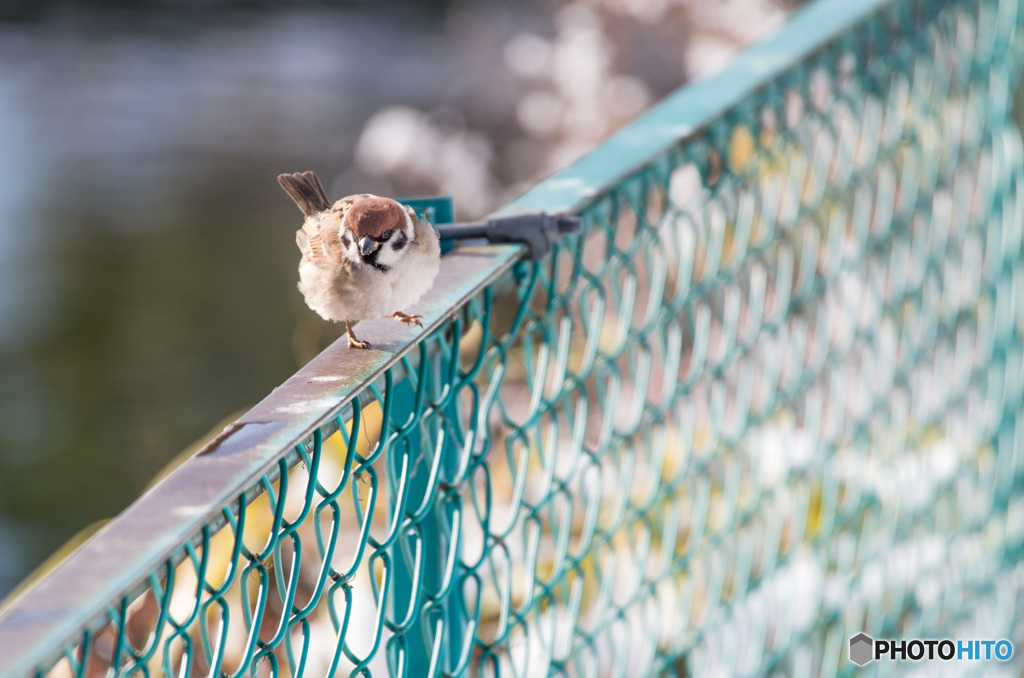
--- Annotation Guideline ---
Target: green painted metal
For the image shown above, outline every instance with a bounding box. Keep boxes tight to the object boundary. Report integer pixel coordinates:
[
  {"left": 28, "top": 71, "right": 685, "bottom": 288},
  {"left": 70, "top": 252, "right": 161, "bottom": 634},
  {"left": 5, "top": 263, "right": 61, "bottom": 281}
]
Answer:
[
  {"left": 398, "top": 195, "right": 455, "bottom": 228},
  {"left": 2, "top": 0, "right": 1024, "bottom": 675}
]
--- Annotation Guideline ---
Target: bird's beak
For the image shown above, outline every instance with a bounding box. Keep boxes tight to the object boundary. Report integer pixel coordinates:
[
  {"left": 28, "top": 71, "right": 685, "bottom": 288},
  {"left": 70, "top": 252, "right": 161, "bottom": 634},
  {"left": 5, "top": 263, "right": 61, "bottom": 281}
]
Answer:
[{"left": 359, "top": 236, "right": 379, "bottom": 256}]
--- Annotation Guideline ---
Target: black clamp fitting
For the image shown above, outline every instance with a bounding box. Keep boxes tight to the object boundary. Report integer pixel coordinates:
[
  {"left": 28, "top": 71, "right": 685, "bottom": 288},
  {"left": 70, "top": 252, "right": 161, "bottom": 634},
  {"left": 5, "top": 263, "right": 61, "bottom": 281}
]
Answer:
[{"left": 436, "top": 213, "right": 582, "bottom": 261}]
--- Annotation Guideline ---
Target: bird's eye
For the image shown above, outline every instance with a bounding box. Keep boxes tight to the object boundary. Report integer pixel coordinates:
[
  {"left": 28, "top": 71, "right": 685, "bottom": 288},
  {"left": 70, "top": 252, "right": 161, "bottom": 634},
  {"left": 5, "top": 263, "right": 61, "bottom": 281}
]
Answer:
[{"left": 381, "top": 229, "right": 392, "bottom": 240}]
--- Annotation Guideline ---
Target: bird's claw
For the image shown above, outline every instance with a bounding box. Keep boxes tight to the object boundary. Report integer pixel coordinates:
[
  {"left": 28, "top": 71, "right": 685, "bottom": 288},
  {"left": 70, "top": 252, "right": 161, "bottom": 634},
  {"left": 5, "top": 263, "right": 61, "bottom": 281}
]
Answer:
[
  {"left": 345, "top": 319, "right": 371, "bottom": 350},
  {"left": 347, "top": 335, "right": 372, "bottom": 350},
  {"left": 389, "top": 312, "right": 423, "bottom": 327}
]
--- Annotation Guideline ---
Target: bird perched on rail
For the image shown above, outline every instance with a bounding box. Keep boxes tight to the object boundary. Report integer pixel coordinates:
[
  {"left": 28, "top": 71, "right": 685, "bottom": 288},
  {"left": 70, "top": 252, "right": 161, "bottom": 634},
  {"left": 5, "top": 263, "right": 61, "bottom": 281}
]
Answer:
[{"left": 278, "top": 171, "right": 441, "bottom": 349}]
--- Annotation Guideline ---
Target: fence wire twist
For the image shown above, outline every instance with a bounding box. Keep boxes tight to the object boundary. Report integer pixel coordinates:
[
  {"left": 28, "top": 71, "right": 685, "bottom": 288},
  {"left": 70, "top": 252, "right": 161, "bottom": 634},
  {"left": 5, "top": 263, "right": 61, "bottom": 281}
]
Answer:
[{"left": 3, "top": 0, "right": 1024, "bottom": 675}]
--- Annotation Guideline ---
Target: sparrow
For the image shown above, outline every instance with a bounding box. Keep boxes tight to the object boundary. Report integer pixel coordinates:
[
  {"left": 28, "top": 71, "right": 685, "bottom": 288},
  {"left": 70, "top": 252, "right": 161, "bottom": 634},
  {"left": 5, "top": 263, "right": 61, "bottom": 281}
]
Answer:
[{"left": 278, "top": 171, "right": 441, "bottom": 349}]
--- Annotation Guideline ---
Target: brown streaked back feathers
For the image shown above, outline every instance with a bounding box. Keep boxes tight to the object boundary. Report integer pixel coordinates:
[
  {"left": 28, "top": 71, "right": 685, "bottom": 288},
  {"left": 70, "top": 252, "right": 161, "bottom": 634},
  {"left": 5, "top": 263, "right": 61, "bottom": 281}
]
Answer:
[
  {"left": 278, "top": 171, "right": 331, "bottom": 216},
  {"left": 328, "top": 193, "right": 374, "bottom": 218}
]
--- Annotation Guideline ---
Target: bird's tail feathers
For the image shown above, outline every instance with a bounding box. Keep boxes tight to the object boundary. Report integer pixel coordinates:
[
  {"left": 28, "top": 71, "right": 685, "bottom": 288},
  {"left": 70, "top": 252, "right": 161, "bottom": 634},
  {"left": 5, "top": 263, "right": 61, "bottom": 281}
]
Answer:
[{"left": 278, "top": 171, "right": 331, "bottom": 216}]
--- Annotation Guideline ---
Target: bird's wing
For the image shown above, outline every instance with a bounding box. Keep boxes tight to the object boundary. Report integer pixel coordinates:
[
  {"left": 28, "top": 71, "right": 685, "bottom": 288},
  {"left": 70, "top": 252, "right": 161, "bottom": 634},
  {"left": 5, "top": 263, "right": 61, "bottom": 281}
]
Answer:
[{"left": 297, "top": 228, "right": 345, "bottom": 269}]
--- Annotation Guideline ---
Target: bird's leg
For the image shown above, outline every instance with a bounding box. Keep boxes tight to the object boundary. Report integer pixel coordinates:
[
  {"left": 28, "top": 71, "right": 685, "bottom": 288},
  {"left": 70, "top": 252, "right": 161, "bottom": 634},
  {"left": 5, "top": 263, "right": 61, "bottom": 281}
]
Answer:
[
  {"left": 388, "top": 311, "right": 423, "bottom": 327},
  {"left": 346, "top": 320, "right": 371, "bottom": 350}
]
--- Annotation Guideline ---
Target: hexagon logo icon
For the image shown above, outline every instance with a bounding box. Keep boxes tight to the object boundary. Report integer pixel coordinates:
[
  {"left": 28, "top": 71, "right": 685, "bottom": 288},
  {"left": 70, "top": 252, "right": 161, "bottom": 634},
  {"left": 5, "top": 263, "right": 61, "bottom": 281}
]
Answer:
[{"left": 850, "top": 633, "right": 874, "bottom": 666}]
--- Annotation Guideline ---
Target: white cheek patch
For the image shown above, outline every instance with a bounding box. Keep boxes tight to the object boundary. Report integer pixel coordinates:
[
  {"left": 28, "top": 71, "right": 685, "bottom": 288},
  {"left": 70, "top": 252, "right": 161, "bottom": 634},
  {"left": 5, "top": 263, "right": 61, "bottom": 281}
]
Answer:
[
  {"left": 341, "top": 229, "right": 359, "bottom": 258},
  {"left": 375, "top": 213, "right": 416, "bottom": 268}
]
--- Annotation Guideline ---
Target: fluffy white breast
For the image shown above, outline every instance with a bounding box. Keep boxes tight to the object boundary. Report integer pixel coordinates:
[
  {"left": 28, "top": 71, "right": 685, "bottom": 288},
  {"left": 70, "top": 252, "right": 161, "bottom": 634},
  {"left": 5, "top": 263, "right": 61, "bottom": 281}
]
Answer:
[{"left": 297, "top": 216, "right": 440, "bottom": 323}]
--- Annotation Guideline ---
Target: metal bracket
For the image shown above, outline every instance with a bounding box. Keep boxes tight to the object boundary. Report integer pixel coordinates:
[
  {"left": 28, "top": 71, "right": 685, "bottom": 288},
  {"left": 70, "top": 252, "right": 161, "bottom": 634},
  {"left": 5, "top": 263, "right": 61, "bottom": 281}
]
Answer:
[
  {"left": 435, "top": 213, "right": 582, "bottom": 261},
  {"left": 399, "top": 194, "right": 581, "bottom": 260},
  {"left": 398, "top": 195, "right": 455, "bottom": 227}
]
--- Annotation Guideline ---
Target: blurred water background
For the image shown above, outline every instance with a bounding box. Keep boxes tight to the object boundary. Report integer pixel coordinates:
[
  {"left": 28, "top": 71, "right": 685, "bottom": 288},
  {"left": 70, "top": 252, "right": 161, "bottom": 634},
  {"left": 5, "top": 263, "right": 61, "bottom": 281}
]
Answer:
[{"left": 0, "top": 0, "right": 796, "bottom": 598}]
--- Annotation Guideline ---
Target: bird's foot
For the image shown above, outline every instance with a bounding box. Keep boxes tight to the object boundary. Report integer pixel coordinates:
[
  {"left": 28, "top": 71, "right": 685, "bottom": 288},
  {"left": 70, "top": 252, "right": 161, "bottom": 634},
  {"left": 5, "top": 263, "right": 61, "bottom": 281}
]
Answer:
[
  {"left": 388, "top": 312, "right": 423, "bottom": 327},
  {"left": 348, "top": 333, "right": 372, "bottom": 350},
  {"left": 345, "top": 319, "right": 371, "bottom": 350},
  {"left": 347, "top": 334, "right": 372, "bottom": 350}
]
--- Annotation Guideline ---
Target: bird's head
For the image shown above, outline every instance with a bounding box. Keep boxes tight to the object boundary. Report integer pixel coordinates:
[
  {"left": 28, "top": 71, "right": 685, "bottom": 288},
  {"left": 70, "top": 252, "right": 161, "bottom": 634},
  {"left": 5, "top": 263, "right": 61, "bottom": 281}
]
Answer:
[{"left": 338, "top": 197, "right": 418, "bottom": 271}]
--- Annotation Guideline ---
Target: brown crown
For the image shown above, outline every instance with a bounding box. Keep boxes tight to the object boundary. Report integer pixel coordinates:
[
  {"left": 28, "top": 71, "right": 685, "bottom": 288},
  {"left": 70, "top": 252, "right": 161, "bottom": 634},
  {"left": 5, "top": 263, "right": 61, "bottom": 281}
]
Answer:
[{"left": 343, "top": 198, "right": 406, "bottom": 238}]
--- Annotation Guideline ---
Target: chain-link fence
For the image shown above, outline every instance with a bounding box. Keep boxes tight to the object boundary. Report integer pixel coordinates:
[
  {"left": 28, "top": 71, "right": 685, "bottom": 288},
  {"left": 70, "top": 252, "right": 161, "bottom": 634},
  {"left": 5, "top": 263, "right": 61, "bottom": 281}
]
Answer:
[{"left": 2, "top": 0, "right": 1024, "bottom": 675}]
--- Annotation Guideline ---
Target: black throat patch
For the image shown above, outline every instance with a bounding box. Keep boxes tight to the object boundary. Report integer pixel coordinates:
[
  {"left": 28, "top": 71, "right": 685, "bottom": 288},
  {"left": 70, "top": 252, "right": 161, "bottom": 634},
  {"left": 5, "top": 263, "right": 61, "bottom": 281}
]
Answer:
[{"left": 361, "top": 249, "right": 391, "bottom": 272}]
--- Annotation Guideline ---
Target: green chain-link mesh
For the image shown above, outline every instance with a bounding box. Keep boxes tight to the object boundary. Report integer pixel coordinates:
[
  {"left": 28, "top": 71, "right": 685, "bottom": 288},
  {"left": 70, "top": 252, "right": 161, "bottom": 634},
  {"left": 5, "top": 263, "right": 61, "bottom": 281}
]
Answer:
[{"left": 5, "top": 0, "right": 1024, "bottom": 675}]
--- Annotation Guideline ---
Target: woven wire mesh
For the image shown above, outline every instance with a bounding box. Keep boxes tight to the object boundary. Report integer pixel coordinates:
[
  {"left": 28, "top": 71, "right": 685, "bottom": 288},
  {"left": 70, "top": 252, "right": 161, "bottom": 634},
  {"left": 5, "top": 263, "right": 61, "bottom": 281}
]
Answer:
[{"left": 11, "top": 0, "right": 1024, "bottom": 675}]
